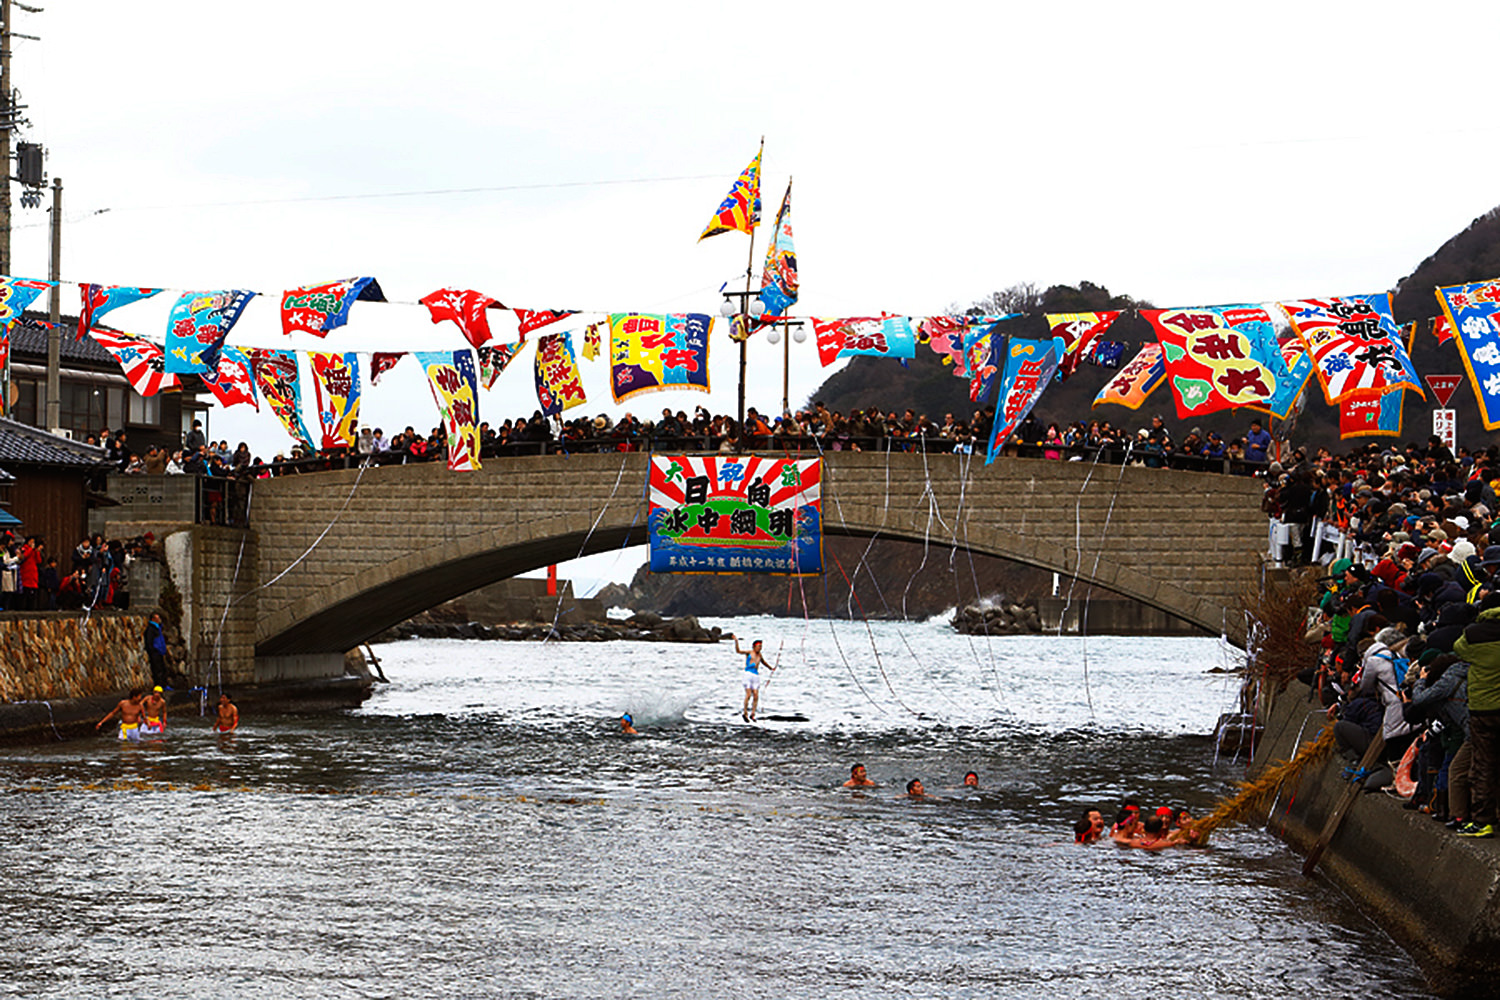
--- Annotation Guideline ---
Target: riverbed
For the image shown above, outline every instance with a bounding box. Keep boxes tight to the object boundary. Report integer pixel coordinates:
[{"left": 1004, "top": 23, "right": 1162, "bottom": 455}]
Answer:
[{"left": 0, "top": 619, "right": 1432, "bottom": 998}]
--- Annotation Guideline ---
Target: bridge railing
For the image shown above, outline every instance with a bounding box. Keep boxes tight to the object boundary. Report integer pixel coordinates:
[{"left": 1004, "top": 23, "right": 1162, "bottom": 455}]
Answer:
[{"left": 240, "top": 436, "right": 1274, "bottom": 477}]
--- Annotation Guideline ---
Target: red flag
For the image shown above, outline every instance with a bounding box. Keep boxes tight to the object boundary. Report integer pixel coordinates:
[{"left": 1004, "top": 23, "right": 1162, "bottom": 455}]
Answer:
[
  {"left": 420, "top": 288, "right": 503, "bottom": 349},
  {"left": 514, "top": 309, "right": 578, "bottom": 335}
]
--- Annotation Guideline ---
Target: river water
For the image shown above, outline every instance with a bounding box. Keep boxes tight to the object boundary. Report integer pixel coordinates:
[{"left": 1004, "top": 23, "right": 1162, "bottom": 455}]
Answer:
[{"left": 0, "top": 618, "right": 1432, "bottom": 998}]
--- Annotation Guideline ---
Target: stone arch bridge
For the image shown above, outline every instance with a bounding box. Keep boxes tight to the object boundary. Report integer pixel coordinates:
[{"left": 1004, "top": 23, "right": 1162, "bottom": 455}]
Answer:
[{"left": 240, "top": 452, "right": 1265, "bottom": 661}]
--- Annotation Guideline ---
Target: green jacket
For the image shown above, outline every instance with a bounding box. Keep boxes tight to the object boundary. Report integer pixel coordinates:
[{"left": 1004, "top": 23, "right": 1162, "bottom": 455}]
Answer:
[{"left": 1453, "top": 607, "right": 1500, "bottom": 713}]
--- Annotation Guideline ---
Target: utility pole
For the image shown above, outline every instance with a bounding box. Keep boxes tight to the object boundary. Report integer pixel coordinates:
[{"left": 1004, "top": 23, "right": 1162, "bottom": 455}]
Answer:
[
  {"left": 44, "top": 174, "right": 57, "bottom": 429},
  {"left": 0, "top": 0, "right": 12, "bottom": 278}
]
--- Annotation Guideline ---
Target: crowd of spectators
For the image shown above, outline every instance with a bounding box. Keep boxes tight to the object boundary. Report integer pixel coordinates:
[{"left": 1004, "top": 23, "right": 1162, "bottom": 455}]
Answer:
[
  {"left": 1293, "top": 434, "right": 1500, "bottom": 838},
  {"left": 0, "top": 530, "right": 154, "bottom": 611}
]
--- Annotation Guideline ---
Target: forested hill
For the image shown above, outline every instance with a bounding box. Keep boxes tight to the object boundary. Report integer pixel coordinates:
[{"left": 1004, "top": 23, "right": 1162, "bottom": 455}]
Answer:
[{"left": 808, "top": 207, "right": 1500, "bottom": 452}]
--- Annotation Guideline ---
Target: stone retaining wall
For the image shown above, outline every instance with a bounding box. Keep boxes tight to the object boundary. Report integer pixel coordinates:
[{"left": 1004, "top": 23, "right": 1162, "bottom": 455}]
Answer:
[{"left": 0, "top": 613, "right": 151, "bottom": 702}]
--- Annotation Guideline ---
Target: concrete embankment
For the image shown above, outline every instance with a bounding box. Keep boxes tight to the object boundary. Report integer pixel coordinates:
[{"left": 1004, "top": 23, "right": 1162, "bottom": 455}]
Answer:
[
  {"left": 1252, "top": 680, "right": 1500, "bottom": 997},
  {"left": 0, "top": 611, "right": 370, "bottom": 743}
]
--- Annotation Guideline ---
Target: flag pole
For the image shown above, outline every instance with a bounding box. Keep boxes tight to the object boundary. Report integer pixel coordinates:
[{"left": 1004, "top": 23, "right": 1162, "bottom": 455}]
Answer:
[{"left": 736, "top": 136, "right": 764, "bottom": 447}]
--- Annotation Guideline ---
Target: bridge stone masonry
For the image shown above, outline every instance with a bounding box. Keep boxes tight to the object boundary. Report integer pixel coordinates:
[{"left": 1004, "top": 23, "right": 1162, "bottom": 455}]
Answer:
[{"left": 247, "top": 452, "right": 1267, "bottom": 660}]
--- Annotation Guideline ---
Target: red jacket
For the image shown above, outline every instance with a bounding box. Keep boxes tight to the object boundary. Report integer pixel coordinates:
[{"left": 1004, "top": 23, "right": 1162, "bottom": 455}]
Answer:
[{"left": 18, "top": 542, "right": 39, "bottom": 590}]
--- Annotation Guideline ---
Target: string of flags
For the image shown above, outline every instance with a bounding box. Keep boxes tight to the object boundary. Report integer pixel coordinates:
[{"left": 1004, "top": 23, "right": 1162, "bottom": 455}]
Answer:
[{"left": 0, "top": 145, "right": 1493, "bottom": 472}]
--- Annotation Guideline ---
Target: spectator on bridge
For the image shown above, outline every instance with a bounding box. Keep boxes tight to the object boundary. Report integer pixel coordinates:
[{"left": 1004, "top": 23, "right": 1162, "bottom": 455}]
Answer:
[
  {"left": 1245, "top": 419, "right": 1272, "bottom": 464},
  {"left": 184, "top": 419, "right": 206, "bottom": 453}
]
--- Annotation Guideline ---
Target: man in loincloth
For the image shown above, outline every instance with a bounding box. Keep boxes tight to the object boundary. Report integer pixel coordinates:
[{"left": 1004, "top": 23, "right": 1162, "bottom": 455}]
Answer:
[
  {"left": 140, "top": 686, "right": 167, "bottom": 733},
  {"left": 96, "top": 689, "right": 146, "bottom": 740},
  {"left": 213, "top": 693, "right": 239, "bottom": 733}
]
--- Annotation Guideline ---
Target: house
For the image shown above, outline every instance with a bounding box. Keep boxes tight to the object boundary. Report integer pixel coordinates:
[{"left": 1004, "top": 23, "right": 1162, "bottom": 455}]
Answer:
[
  {"left": 0, "top": 417, "right": 108, "bottom": 552},
  {"left": 5, "top": 312, "right": 209, "bottom": 456}
]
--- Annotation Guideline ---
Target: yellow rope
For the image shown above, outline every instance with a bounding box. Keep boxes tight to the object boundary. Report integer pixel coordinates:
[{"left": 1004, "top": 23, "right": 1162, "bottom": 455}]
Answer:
[{"left": 1192, "top": 722, "right": 1337, "bottom": 841}]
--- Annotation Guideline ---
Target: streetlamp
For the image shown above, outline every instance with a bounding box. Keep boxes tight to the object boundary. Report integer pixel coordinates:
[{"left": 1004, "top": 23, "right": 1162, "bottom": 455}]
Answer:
[
  {"left": 762, "top": 320, "right": 806, "bottom": 419},
  {"left": 719, "top": 290, "right": 766, "bottom": 440}
]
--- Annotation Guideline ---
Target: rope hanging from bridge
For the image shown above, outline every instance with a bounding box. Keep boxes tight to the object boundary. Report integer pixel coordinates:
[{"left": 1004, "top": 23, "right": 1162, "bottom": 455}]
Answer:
[{"left": 544, "top": 450, "right": 637, "bottom": 642}]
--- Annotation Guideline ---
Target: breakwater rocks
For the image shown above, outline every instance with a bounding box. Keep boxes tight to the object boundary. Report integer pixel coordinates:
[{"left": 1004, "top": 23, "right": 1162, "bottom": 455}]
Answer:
[
  {"left": 380, "top": 612, "right": 726, "bottom": 644},
  {"left": 951, "top": 600, "right": 1043, "bottom": 636}
]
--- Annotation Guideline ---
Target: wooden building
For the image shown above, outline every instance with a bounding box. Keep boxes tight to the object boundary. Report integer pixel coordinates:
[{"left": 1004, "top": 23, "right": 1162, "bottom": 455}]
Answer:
[
  {"left": 5, "top": 312, "right": 209, "bottom": 456},
  {"left": 0, "top": 417, "right": 109, "bottom": 553}
]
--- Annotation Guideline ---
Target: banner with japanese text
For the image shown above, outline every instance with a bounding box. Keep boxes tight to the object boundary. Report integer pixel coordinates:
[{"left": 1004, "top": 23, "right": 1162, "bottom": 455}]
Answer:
[
  {"left": 164, "top": 290, "right": 254, "bottom": 374},
  {"left": 280, "top": 277, "right": 384, "bottom": 337},
  {"left": 534, "top": 331, "right": 587, "bottom": 416},
  {"left": 649, "top": 455, "right": 821, "bottom": 575},
  {"left": 1045, "top": 311, "right": 1120, "bottom": 382},
  {"left": 1338, "top": 389, "right": 1404, "bottom": 439},
  {"left": 249, "top": 349, "right": 316, "bottom": 449},
  {"left": 309, "top": 352, "right": 361, "bottom": 449},
  {"left": 1092, "top": 343, "right": 1165, "bottom": 409},
  {"left": 1145, "top": 307, "right": 1280, "bottom": 419},
  {"left": 985, "top": 337, "right": 1065, "bottom": 464},
  {"left": 89, "top": 329, "right": 179, "bottom": 398},
  {"left": 1436, "top": 280, "right": 1500, "bottom": 429},
  {"left": 608, "top": 313, "right": 713, "bottom": 403},
  {"left": 77, "top": 283, "right": 157, "bottom": 340},
  {"left": 415, "top": 350, "right": 482, "bottom": 471},
  {"left": 369, "top": 352, "right": 404, "bottom": 385},
  {"left": 0, "top": 277, "right": 52, "bottom": 414},
  {"left": 514, "top": 309, "right": 577, "bottom": 335},
  {"left": 1282, "top": 294, "right": 1423, "bottom": 405},
  {"left": 812, "top": 316, "right": 916, "bottom": 367}
]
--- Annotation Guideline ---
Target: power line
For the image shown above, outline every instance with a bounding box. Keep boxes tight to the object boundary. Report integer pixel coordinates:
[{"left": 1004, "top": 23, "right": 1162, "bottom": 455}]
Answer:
[{"left": 83, "top": 173, "right": 727, "bottom": 215}]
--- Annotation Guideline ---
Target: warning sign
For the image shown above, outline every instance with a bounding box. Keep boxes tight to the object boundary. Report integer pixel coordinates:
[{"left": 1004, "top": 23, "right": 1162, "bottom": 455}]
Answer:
[{"left": 1425, "top": 375, "right": 1463, "bottom": 408}]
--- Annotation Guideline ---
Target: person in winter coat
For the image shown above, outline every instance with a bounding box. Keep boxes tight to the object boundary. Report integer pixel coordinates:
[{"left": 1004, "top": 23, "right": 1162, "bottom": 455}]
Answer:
[{"left": 1452, "top": 603, "right": 1500, "bottom": 837}]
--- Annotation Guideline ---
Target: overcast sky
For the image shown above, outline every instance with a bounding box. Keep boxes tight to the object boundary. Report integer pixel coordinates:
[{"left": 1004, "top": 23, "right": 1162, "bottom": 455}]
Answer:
[{"left": 12, "top": 1, "right": 1500, "bottom": 588}]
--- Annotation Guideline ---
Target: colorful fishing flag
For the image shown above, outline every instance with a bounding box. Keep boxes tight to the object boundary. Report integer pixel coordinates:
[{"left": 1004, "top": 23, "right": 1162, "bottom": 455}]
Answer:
[
  {"left": 1433, "top": 314, "right": 1455, "bottom": 345},
  {"left": 0, "top": 278, "right": 53, "bottom": 412},
  {"left": 77, "top": 283, "right": 158, "bottom": 340},
  {"left": 415, "top": 350, "right": 482, "bottom": 471},
  {"left": 648, "top": 455, "right": 821, "bottom": 575},
  {"left": 757, "top": 179, "right": 797, "bottom": 320},
  {"left": 1281, "top": 294, "right": 1423, "bottom": 404},
  {"left": 582, "top": 322, "right": 603, "bottom": 361},
  {"left": 919, "top": 316, "right": 970, "bottom": 371},
  {"left": 1144, "top": 307, "right": 1281, "bottom": 419},
  {"left": 811, "top": 316, "right": 916, "bottom": 367},
  {"left": 985, "top": 337, "right": 1066, "bottom": 464},
  {"left": 477, "top": 339, "right": 524, "bottom": 390},
  {"left": 309, "top": 352, "right": 361, "bottom": 450},
  {"left": 1086, "top": 340, "right": 1126, "bottom": 369},
  {"left": 420, "top": 288, "right": 503, "bottom": 349},
  {"left": 1338, "top": 390, "right": 1404, "bottom": 439},
  {"left": 608, "top": 313, "right": 713, "bottom": 403},
  {"left": 201, "top": 346, "right": 259, "bottom": 410},
  {"left": 280, "top": 277, "right": 385, "bottom": 337},
  {"left": 369, "top": 352, "right": 405, "bottom": 385},
  {"left": 1436, "top": 279, "right": 1500, "bottom": 429},
  {"left": 249, "top": 349, "right": 316, "bottom": 449},
  {"left": 88, "top": 329, "right": 179, "bottom": 398},
  {"left": 698, "top": 149, "right": 762, "bottom": 241},
  {"left": 965, "top": 322, "right": 1006, "bottom": 402},
  {"left": 1093, "top": 343, "right": 1166, "bottom": 409},
  {"left": 1045, "top": 311, "right": 1121, "bottom": 382},
  {"left": 514, "top": 309, "right": 578, "bottom": 335},
  {"left": 164, "top": 290, "right": 255, "bottom": 374},
  {"left": 534, "top": 331, "right": 587, "bottom": 416}
]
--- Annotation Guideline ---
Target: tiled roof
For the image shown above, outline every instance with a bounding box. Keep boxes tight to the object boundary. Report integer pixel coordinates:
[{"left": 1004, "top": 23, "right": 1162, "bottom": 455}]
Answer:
[
  {"left": 9, "top": 312, "right": 116, "bottom": 367},
  {"left": 0, "top": 417, "right": 108, "bottom": 468}
]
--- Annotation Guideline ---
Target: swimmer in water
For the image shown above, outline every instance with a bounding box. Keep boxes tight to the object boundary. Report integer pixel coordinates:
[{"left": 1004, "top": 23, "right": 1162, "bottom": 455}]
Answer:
[
  {"left": 1130, "top": 815, "right": 1174, "bottom": 851},
  {"left": 962, "top": 771, "right": 979, "bottom": 788},
  {"left": 734, "top": 636, "right": 773, "bottom": 722},
  {"left": 1074, "top": 809, "right": 1105, "bottom": 845},
  {"left": 843, "top": 763, "right": 876, "bottom": 788},
  {"left": 904, "top": 779, "right": 931, "bottom": 799},
  {"left": 141, "top": 686, "right": 167, "bottom": 733},
  {"left": 213, "top": 693, "right": 238, "bottom": 733},
  {"left": 1109, "top": 809, "right": 1139, "bottom": 845},
  {"left": 620, "top": 713, "right": 638, "bottom": 735},
  {"left": 96, "top": 689, "right": 146, "bottom": 740}
]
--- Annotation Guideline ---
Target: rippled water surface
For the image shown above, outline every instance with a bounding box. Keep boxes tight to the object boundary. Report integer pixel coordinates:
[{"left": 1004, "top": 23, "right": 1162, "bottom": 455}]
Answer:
[{"left": 0, "top": 618, "right": 1432, "bottom": 998}]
